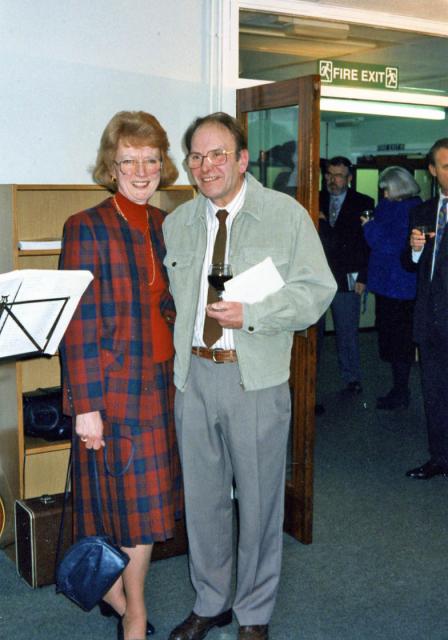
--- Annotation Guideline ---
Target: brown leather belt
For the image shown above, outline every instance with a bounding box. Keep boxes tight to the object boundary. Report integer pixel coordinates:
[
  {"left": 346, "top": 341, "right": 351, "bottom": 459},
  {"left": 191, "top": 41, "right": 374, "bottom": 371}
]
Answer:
[{"left": 191, "top": 346, "right": 238, "bottom": 363}]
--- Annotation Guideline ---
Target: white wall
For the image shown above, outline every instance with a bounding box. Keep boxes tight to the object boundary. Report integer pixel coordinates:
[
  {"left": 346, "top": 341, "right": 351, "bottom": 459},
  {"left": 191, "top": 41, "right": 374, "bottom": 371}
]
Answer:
[
  {"left": 0, "top": 0, "right": 212, "bottom": 184},
  {"left": 320, "top": 121, "right": 354, "bottom": 160},
  {"left": 350, "top": 117, "right": 447, "bottom": 158},
  {"left": 2, "top": 1, "right": 446, "bottom": 185},
  {"left": 320, "top": 116, "right": 448, "bottom": 162}
]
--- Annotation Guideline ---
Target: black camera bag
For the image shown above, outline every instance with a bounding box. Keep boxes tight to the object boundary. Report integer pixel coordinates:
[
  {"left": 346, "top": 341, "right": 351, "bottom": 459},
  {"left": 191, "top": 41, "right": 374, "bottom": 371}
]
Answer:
[{"left": 23, "top": 387, "right": 72, "bottom": 441}]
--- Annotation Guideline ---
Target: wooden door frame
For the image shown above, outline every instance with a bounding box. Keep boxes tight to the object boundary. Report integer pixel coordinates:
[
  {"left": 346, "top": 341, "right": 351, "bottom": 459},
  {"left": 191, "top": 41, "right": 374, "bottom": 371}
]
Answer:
[{"left": 237, "top": 75, "right": 321, "bottom": 543}]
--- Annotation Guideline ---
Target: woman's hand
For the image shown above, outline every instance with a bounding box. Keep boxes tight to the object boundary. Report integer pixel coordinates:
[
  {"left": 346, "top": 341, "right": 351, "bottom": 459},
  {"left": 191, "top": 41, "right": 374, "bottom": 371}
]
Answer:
[{"left": 75, "top": 411, "right": 105, "bottom": 450}]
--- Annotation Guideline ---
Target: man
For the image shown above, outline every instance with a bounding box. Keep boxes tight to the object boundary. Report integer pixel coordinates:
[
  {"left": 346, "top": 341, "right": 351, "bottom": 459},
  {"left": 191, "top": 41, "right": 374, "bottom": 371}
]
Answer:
[
  {"left": 163, "top": 112, "right": 336, "bottom": 640},
  {"left": 318, "top": 156, "right": 374, "bottom": 394},
  {"left": 405, "top": 138, "right": 448, "bottom": 480}
]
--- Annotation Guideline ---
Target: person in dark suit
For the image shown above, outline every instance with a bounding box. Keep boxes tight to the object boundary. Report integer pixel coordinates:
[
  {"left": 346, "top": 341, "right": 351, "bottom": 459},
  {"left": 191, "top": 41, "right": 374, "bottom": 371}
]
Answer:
[
  {"left": 405, "top": 138, "right": 448, "bottom": 479},
  {"left": 318, "top": 156, "right": 374, "bottom": 394}
]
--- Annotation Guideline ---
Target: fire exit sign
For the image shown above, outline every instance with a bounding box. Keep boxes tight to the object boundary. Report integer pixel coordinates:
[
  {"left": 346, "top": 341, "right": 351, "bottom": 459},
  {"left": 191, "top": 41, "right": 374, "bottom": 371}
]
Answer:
[{"left": 319, "top": 60, "right": 399, "bottom": 90}]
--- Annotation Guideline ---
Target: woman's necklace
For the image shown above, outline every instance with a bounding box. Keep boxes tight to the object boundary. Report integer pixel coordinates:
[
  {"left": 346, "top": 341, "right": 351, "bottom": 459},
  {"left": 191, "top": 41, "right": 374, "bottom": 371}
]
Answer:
[{"left": 112, "top": 195, "right": 156, "bottom": 286}]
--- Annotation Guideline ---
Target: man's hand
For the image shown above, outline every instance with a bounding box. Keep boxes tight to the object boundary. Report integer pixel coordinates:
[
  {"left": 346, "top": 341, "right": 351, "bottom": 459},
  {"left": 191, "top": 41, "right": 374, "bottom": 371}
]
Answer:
[
  {"left": 206, "top": 301, "right": 243, "bottom": 329},
  {"left": 354, "top": 282, "right": 366, "bottom": 296},
  {"left": 410, "top": 228, "right": 434, "bottom": 252},
  {"left": 75, "top": 411, "right": 105, "bottom": 450}
]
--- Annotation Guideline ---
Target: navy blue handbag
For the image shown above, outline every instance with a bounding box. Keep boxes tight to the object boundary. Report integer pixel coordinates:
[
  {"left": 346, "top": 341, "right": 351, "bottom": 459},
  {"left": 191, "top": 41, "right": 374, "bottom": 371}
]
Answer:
[{"left": 55, "top": 437, "right": 133, "bottom": 611}]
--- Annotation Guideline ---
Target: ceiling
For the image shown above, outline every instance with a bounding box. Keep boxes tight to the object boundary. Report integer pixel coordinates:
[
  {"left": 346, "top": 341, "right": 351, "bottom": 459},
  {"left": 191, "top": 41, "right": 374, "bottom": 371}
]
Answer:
[
  {"left": 296, "top": 0, "right": 448, "bottom": 22},
  {"left": 239, "top": 10, "right": 448, "bottom": 96}
]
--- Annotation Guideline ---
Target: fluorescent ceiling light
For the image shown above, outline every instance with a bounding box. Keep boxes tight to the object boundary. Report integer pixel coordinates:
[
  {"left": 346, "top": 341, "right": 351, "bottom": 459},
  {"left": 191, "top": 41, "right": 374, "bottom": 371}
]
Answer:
[
  {"left": 321, "top": 85, "right": 448, "bottom": 107},
  {"left": 321, "top": 97, "right": 446, "bottom": 120}
]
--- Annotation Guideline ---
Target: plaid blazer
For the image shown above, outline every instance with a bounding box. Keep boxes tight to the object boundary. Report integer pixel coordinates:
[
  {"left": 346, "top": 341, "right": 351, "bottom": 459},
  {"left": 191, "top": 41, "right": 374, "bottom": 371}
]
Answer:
[{"left": 59, "top": 196, "right": 174, "bottom": 427}]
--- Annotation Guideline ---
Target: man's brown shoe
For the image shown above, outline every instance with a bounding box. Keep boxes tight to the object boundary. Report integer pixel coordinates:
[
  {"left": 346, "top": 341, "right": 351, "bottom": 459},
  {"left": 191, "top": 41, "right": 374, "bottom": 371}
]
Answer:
[
  {"left": 168, "top": 610, "right": 232, "bottom": 640},
  {"left": 238, "top": 625, "right": 269, "bottom": 640}
]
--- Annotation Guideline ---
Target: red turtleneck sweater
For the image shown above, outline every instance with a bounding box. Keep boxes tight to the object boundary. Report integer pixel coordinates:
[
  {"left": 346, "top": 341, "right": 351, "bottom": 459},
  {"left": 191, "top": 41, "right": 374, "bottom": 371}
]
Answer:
[{"left": 115, "top": 191, "right": 173, "bottom": 363}]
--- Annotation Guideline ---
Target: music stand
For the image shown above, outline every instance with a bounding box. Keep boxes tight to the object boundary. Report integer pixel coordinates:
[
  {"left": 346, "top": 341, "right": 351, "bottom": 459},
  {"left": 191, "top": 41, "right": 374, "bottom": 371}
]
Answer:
[
  {"left": 0, "top": 295, "right": 70, "bottom": 360},
  {"left": 0, "top": 269, "right": 93, "bottom": 362}
]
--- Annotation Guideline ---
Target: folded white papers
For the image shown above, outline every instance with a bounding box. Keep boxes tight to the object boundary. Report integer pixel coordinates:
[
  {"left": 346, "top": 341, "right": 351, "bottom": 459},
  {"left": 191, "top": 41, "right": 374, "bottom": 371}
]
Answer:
[{"left": 222, "top": 257, "right": 285, "bottom": 304}]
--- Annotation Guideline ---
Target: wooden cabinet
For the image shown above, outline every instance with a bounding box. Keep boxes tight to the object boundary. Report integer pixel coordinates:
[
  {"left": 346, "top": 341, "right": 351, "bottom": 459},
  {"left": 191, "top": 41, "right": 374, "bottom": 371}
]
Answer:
[{"left": 0, "top": 184, "right": 194, "bottom": 545}]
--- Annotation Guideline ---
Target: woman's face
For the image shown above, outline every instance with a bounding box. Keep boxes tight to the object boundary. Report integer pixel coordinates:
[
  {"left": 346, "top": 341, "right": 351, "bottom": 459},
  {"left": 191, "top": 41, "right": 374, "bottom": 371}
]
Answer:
[{"left": 111, "top": 139, "right": 161, "bottom": 204}]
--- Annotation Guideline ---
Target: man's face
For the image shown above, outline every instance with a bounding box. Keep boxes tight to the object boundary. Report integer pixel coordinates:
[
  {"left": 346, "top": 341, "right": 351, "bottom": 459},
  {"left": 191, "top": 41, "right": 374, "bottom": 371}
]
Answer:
[
  {"left": 189, "top": 123, "right": 249, "bottom": 207},
  {"left": 325, "top": 164, "right": 352, "bottom": 196},
  {"left": 429, "top": 147, "right": 448, "bottom": 196}
]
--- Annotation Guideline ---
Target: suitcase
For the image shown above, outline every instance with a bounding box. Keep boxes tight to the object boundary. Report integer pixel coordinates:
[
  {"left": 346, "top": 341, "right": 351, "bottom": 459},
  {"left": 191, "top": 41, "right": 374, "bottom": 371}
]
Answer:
[{"left": 15, "top": 493, "right": 72, "bottom": 588}]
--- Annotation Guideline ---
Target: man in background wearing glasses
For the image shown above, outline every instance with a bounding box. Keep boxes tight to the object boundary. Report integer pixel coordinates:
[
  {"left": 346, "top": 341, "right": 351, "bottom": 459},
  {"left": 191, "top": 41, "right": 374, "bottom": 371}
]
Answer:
[
  {"left": 317, "top": 156, "right": 374, "bottom": 401},
  {"left": 163, "top": 112, "right": 336, "bottom": 640}
]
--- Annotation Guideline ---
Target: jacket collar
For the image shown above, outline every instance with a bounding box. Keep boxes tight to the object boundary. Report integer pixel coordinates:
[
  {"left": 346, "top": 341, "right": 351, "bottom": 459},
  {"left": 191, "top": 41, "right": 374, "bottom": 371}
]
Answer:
[{"left": 185, "top": 172, "right": 264, "bottom": 226}]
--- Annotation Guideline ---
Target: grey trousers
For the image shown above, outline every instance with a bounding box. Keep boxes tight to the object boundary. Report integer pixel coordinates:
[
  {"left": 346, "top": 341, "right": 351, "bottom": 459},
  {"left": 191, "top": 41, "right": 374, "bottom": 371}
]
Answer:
[{"left": 175, "top": 355, "right": 290, "bottom": 625}]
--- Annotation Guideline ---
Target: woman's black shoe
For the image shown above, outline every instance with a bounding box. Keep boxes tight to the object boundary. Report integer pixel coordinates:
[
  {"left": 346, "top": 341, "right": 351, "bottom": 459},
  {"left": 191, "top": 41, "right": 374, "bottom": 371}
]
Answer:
[
  {"left": 100, "top": 602, "right": 155, "bottom": 636},
  {"left": 376, "top": 388, "right": 409, "bottom": 410},
  {"left": 99, "top": 601, "right": 120, "bottom": 619},
  {"left": 117, "top": 617, "right": 124, "bottom": 640}
]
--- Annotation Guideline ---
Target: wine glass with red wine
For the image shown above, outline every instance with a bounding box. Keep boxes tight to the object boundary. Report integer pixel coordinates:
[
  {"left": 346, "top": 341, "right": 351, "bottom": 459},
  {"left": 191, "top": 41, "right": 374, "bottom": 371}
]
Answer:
[{"left": 208, "top": 263, "right": 233, "bottom": 300}]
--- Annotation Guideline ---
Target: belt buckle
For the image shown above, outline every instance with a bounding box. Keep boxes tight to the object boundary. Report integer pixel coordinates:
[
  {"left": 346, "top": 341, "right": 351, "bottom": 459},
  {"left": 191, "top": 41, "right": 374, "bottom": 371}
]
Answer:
[{"left": 211, "top": 348, "right": 224, "bottom": 363}]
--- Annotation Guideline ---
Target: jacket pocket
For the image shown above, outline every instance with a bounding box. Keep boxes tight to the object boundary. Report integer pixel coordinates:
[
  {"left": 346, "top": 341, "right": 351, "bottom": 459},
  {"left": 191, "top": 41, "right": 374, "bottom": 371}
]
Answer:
[
  {"left": 163, "top": 251, "right": 196, "bottom": 295},
  {"left": 163, "top": 250, "right": 195, "bottom": 271},
  {"left": 100, "top": 337, "right": 124, "bottom": 372}
]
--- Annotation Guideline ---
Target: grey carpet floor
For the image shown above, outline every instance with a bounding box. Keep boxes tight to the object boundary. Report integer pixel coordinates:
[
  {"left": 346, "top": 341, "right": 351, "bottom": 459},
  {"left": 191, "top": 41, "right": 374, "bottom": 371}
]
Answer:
[{"left": 1, "top": 332, "right": 447, "bottom": 639}]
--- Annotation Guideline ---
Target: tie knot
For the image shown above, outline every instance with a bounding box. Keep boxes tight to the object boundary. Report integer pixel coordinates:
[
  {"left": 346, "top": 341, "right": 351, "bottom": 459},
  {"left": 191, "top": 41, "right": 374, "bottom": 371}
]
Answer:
[{"left": 216, "top": 209, "right": 228, "bottom": 224}]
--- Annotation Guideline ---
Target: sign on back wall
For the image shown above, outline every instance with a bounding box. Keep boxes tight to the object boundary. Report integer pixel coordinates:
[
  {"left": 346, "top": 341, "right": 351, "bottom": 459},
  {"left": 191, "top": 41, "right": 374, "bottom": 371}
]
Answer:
[{"left": 319, "top": 60, "right": 399, "bottom": 90}]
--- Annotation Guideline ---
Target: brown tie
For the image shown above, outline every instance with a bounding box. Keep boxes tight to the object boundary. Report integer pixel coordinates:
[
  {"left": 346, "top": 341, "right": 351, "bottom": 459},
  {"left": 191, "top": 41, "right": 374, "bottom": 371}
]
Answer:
[{"left": 203, "top": 209, "right": 229, "bottom": 347}]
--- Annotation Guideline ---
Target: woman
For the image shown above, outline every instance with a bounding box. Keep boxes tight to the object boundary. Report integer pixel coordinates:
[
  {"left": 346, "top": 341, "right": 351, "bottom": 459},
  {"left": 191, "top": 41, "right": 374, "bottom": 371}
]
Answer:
[
  {"left": 59, "top": 111, "right": 182, "bottom": 640},
  {"left": 362, "top": 166, "right": 422, "bottom": 410}
]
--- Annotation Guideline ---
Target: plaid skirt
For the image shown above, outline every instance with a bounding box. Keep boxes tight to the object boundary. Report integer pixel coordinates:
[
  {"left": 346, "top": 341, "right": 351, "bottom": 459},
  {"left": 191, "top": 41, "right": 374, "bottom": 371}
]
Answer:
[{"left": 72, "top": 359, "right": 183, "bottom": 546}]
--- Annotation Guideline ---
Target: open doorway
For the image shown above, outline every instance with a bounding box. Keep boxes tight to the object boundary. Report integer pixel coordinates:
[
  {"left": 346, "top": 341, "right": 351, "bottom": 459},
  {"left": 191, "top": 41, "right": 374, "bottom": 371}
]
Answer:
[{"left": 238, "top": 8, "right": 447, "bottom": 200}]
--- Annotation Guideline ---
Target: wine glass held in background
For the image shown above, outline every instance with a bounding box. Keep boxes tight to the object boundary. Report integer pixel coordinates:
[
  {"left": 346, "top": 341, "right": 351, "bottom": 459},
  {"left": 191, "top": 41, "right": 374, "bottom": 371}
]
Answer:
[
  {"left": 415, "top": 224, "right": 434, "bottom": 241},
  {"left": 208, "top": 263, "right": 233, "bottom": 300},
  {"left": 360, "top": 209, "right": 374, "bottom": 225}
]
